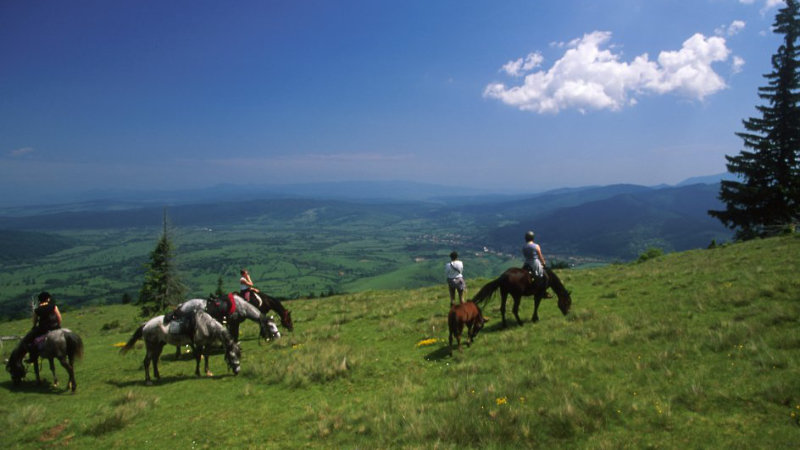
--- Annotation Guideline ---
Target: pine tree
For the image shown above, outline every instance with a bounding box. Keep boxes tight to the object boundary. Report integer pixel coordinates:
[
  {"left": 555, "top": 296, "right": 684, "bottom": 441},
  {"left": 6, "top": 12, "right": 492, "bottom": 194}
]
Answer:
[
  {"left": 138, "top": 210, "right": 186, "bottom": 316},
  {"left": 709, "top": 0, "right": 800, "bottom": 239}
]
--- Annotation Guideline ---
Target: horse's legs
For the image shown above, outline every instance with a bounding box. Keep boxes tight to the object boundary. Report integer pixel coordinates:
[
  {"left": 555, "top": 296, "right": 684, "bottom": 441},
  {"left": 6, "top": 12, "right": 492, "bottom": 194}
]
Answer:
[
  {"left": 151, "top": 343, "right": 165, "bottom": 382},
  {"left": 194, "top": 345, "right": 203, "bottom": 377},
  {"left": 500, "top": 290, "right": 509, "bottom": 328},
  {"left": 532, "top": 296, "right": 542, "bottom": 323},
  {"left": 512, "top": 294, "right": 523, "bottom": 326},
  {"left": 56, "top": 356, "right": 76, "bottom": 392},
  {"left": 32, "top": 358, "right": 42, "bottom": 385},
  {"left": 229, "top": 321, "right": 240, "bottom": 342},
  {"left": 143, "top": 351, "right": 152, "bottom": 385},
  {"left": 204, "top": 348, "right": 213, "bottom": 376},
  {"left": 48, "top": 358, "right": 58, "bottom": 387}
]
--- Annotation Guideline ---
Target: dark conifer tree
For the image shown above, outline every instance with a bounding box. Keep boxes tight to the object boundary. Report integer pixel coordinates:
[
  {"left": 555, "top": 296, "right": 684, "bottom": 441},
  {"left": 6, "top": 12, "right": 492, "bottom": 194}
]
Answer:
[
  {"left": 710, "top": 0, "right": 800, "bottom": 238},
  {"left": 138, "top": 209, "right": 186, "bottom": 316}
]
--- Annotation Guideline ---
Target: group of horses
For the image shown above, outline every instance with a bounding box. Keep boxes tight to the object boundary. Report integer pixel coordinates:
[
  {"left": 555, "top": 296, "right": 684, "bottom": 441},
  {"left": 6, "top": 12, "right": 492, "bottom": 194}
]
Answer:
[
  {"left": 448, "top": 266, "right": 573, "bottom": 353},
  {"left": 4, "top": 291, "right": 294, "bottom": 390},
  {"left": 5, "top": 265, "right": 572, "bottom": 391}
]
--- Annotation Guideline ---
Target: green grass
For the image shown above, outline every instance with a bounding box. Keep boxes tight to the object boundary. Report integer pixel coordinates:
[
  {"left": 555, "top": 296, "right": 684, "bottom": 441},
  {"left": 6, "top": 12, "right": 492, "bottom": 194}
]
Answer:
[{"left": 1, "top": 235, "right": 798, "bottom": 448}]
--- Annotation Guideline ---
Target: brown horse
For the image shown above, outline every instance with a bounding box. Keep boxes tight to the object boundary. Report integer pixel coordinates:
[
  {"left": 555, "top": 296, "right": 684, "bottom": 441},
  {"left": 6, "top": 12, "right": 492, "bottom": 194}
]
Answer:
[
  {"left": 472, "top": 267, "right": 571, "bottom": 328},
  {"left": 448, "top": 301, "right": 488, "bottom": 354}
]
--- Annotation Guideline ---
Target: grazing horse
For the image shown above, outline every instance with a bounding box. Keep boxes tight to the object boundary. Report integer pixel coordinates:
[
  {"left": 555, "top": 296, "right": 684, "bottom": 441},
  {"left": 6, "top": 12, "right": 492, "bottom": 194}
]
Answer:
[
  {"left": 472, "top": 266, "right": 572, "bottom": 328},
  {"left": 448, "top": 301, "right": 488, "bottom": 354},
  {"left": 5, "top": 329, "right": 84, "bottom": 393},
  {"left": 247, "top": 291, "right": 293, "bottom": 332},
  {"left": 178, "top": 295, "right": 274, "bottom": 342},
  {"left": 121, "top": 310, "right": 241, "bottom": 385}
]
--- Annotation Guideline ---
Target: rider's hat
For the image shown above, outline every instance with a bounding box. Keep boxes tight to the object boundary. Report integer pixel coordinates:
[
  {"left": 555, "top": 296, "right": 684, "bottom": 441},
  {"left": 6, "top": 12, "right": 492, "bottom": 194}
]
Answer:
[
  {"left": 525, "top": 230, "right": 535, "bottom": 241},
  {"left": 37, "top": 291, "right": 51, "bottom": 303}
]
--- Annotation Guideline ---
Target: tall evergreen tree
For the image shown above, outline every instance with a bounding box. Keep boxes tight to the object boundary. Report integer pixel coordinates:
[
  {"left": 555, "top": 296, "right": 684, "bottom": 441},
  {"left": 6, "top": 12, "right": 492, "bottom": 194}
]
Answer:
[
  {"left": 709, "top": 0, "right": 800, "bottom": 239},
  {"left": 138, "top": 209, "right": 186, "bottom": 317}
]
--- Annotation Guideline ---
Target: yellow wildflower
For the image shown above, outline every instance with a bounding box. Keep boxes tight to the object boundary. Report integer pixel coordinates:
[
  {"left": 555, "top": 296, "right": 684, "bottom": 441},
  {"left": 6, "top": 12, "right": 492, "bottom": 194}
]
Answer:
[
  {"left": 416, "top": 338, "right": 439, "bottom": 347},
  {"left": 496, "top": 397, "right": 508, "bottom": 406}
]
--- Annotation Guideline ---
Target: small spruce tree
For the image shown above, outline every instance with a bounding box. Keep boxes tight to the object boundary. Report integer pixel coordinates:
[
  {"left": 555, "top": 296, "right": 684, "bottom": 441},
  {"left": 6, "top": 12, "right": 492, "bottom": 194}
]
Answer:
[
  {"left": 710, "top": 0, "right": 800, "bottom": 239},
  {"left": 138, "top": 209, "right": 186, "bottom": 317}
]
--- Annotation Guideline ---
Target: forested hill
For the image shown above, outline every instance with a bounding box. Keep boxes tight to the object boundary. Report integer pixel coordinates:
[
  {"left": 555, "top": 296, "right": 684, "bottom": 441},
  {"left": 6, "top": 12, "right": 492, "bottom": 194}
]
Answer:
[{"left": 0, "top": 182, "right": 731, "bottom": 263}]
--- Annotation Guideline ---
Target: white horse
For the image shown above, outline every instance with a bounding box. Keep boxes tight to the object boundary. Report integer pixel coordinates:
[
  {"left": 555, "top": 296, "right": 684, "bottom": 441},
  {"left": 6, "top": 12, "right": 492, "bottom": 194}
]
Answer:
[{"left": 121, "top": 310, "right": 241, "bottom": 385}]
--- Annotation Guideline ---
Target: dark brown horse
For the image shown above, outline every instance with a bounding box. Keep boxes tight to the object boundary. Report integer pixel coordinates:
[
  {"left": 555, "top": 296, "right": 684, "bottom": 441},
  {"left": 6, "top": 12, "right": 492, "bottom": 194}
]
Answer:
[
  {"left": 472, "top": 267, "right": 571, "bottom": 328},
  {"left": 246, "top": 291, "right": 293, "bottom": 332}
]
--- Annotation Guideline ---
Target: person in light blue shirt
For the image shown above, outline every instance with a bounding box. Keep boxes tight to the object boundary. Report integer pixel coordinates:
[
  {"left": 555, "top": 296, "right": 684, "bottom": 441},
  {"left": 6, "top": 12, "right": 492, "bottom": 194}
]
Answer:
[{"left": 522, "top": 231, "right": 550, "bottom": 294}]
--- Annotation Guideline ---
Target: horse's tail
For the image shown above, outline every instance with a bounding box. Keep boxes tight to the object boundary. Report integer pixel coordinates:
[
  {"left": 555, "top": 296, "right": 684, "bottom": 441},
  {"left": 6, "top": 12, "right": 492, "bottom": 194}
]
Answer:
[
  {"left": 120, "top": 324, "right": 144, "bottom": 354},
  {"left": 545, "top": 267, "right": 572, "bottom": 315},
  {"left": 65, "top": 331, "right": 84, "bottom": 361},
  {"left": 471, "top": 277, "right": 503, "bottom": 307}
]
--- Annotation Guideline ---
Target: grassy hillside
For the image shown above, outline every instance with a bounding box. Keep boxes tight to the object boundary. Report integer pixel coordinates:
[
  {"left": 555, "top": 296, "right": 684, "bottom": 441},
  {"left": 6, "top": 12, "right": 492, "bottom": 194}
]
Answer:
[{"left": 1, "top": 235, "right": 798, "bottom": 448}]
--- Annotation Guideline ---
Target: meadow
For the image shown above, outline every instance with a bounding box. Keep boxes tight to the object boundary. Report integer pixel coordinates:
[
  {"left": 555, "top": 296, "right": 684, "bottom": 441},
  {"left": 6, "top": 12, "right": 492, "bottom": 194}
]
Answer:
[{"left": 0, "top": 234, "right": 798, "bottom": 448}]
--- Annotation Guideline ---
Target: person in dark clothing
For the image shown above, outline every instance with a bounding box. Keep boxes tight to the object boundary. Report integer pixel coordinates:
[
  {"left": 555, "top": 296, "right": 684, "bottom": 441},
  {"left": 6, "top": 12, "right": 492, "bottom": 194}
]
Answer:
[{"left": 20, "top": 292, "right": 62, "bottom": 362}]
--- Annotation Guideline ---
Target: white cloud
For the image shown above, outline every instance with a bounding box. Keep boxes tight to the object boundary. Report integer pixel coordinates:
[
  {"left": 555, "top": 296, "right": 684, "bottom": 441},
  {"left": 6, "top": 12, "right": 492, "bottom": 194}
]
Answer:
[
  {"left": 732, "top": 56, "right": 746, "bottom": 73},
  {"left": 484, "top": 31, "right": 731, "bottom": 114},
  {"left": 9, "top": 147, "right": 35, "bottom": 157},
  {"left": 741, "top": 0, "right": 786, "bottom": 14},
  {"left": 716, "top": 20, "right": 746, "bottom": 36},
  {"left": 501, "top": 52, "right": 544, "bottom": 77}
]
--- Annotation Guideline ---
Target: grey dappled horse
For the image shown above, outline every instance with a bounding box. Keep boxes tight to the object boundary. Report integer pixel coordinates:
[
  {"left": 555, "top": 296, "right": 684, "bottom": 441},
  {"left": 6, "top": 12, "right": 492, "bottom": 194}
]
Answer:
[
  {"left": 178, "top": 295, "right": 275, "bottom": 342},
  {"left": 121, "top": 310, "right": 241, "bottom": 385},
  {"left": 5, "top": 328, "right": 84, "bottom": 393}
]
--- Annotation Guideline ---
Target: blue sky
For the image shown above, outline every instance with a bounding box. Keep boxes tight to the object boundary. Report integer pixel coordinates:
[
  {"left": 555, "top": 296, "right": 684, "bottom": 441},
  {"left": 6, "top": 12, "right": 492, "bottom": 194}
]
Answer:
[{"left": 0, "top": 0, "right": 788, "bottom": 204}]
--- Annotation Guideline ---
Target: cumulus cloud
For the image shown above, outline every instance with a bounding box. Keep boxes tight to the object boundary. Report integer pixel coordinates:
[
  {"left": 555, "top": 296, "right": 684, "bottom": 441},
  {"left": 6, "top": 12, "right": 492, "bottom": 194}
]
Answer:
[
  {"left": 483, "top": 31, "right": 731, "bottom": 114},
  {"left": 501, "top": 52, "right": 544, "bottom": 77}
]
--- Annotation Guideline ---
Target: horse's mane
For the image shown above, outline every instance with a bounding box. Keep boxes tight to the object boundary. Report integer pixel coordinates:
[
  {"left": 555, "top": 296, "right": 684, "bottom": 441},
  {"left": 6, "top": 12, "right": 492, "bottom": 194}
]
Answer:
[
  {"left": 232, "top": 294, "right": 262, "bottom": 318},
  {"left": 544, "top": 267, "right": 568, "bottom": 296},
  {"left": 264, "top": 294, "right": 288, "bottom": 315},
  {"left": 195, "top": 311, "right": 232, "bottom": 344}
]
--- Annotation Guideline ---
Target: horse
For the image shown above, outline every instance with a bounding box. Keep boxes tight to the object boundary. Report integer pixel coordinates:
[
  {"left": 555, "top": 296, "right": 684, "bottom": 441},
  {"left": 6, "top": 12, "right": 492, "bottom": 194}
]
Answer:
[
  {"left": 121, "top": 310, "right": 241, "bottom": 385},
  {"left": 448, "top": 301, "right": 488, "bottom": 354},
  {"left": 246, "top": 291, "right": 294, "bottom": 332},
  {"left": 472, "top": 266, "right": 572, "bottom": 328},
  {"left": 5, "top": 328, "right": 84, "bottom": 393},
  {"left": 177, "top": 294, "right": 275, "bottom": 342}
]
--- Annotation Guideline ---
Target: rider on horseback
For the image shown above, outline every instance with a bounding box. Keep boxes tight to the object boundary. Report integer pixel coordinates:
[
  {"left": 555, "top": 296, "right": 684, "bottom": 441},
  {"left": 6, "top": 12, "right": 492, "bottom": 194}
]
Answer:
[
  {"left": 522, "top": 231, "right": 550, "bottom": 295},
  {"left": 20, "top": 292, "right": 62, "bottom": 363},
  {"left": 239, "top": 269, "right": 262, "bottom": 307}
]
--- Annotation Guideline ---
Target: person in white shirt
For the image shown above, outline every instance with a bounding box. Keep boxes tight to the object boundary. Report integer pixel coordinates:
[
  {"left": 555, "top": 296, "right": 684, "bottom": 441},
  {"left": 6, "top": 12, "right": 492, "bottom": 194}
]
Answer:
[{"left": 445, "top": 251, "right": 465, "bottom": 306}]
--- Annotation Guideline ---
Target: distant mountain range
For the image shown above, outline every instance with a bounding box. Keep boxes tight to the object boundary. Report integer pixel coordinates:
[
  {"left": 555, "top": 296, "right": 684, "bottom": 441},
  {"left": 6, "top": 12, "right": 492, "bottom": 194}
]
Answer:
[
  {"left": 0, "top": 173, "right": 734, "bottom": 212},
  {"left": 0, "top": 175, "right": 733, "bottom": 262}
]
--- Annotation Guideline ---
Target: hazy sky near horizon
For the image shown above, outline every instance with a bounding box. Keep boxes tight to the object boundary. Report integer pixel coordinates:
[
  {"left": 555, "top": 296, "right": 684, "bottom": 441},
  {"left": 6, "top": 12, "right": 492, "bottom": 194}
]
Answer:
[{"left": 0, "top": 0, "right": 788, "bottom": 203}]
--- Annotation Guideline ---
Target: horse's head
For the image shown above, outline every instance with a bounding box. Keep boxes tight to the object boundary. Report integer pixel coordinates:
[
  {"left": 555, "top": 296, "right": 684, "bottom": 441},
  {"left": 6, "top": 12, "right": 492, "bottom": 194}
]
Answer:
[
  {"left": 224, "top": 341, "right": 242, "bottom": 376},
  {"left": 266, "top": 316, "right": 281, "bottom": 340},
  {"left": 5, "top": 357, "right": 26, "bottom": 385},
  {"left": 557, "top": 290, "right": 572, "bottom": 316},
  {"left": 473, "top": 309, "right": 489, "bottom": 337},
  {"left": 280, "top": 309, "right": 294, "bottom": 332}
]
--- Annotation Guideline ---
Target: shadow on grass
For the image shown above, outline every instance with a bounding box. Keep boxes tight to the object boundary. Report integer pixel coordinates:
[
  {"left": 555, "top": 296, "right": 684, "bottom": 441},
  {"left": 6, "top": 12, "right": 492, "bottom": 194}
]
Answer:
[
  {"left": 424, "top": 345, "right": 453, "bottom": 361},
  {"left": 105, "top": 372, "right": 238, "bottom": 388},
  {"left": 0, "top": 379, "right": 74, "bottom": 395}
]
